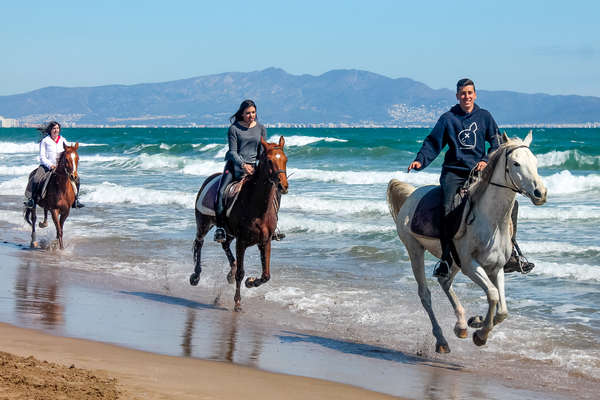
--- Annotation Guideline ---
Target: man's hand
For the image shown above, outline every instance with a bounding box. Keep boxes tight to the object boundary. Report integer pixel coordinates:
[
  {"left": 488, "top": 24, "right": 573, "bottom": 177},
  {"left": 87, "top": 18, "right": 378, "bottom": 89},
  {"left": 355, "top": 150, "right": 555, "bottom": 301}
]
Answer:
[
  {"left": 242, "top": 163, "right": 255, "bottom": 175},
  {"left": 475, "top": 161, "right": 487, "bottom": 171},
  {"left": 407, "top": 161, "right": 421, "bottom": 172}
]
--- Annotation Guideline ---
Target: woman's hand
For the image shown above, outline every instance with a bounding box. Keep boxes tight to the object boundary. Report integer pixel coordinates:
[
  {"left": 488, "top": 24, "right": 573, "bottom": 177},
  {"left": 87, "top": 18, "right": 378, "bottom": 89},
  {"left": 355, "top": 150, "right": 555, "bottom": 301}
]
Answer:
[{"left": 242, "top": 163, "right": 255, "bottom": 175}]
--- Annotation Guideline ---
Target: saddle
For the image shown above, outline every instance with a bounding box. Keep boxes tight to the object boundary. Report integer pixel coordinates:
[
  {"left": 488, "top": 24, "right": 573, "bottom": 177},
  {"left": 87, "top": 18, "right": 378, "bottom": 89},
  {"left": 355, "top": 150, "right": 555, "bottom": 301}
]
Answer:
[
  {"left": 195, "top": 174, "right": 246, "bottom": 217},
  {"left": 410, "top": 186, "right": 469, "bottom": 239}
]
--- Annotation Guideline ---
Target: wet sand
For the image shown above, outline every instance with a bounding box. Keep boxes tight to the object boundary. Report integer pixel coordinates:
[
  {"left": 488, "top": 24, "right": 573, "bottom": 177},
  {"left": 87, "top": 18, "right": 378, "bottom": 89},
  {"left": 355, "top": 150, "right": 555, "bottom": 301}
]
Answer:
[{"left": 0, "top": 241, "right": 571, "bottom": 400}]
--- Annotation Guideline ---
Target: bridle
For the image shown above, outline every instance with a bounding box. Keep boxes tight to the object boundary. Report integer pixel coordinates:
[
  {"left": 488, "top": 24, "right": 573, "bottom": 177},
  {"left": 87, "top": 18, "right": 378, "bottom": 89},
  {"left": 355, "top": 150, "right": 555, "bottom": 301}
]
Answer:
[
  {"left": 262, "top": 145, "right": 287, "bottom": 188},
  {"left": 57, "top": 149, "right": 78, "bottom": 182},
  {"left": 487, "top": 145, "right": 530, "bottom": 195}
]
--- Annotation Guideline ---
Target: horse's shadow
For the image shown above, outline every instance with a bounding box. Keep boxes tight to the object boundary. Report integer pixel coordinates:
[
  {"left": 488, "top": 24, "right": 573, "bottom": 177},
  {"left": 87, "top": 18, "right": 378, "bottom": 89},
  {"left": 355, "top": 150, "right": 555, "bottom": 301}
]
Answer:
[
  {"left": 277, "top": 331, "right": 463, "bottom": 371},
  {"left": 121, "top": 291, "right": 228, "bottom": 311}
]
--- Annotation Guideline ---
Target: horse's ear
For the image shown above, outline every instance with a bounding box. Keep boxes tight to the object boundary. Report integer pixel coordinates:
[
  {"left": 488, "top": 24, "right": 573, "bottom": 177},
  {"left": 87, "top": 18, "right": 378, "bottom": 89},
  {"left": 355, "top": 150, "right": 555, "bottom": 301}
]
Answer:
[
  {"left": 502, "top": 132, "right": 510, "bottom": 143},
  {"left": 74, "top": 142, "right": 79, "bottom": 150},
  {"left": 63, "top": 142, "right": 68, "bottom": 150},
  {"left": 260, "top": 136, "right": 268, "bottom": 149},
  {"left": 278, "top": 136, "right": 285, "bottom": 148},
  {"left": 523, "top": 130, "right": 532, "bottom": 146}
]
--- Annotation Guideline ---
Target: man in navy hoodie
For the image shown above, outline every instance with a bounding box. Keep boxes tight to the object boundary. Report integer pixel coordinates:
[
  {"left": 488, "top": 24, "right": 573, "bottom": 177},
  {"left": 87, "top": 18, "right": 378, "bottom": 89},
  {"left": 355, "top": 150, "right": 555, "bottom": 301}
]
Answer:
[{"left": 408, "top": 78, "right": 500, "bottom": 278}]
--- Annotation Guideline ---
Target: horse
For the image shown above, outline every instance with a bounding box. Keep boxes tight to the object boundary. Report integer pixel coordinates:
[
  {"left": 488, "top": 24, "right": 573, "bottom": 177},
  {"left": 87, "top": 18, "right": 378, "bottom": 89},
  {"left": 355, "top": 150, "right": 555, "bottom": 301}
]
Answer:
[
  {"left": 24, "top": 143, "right": 80, "bottom": 250},
  {"left": 190, "top": 136, "right": 288, "bottom": 311},
  {"left": 387, "top": 131, "right": 547, "bottom": 353}
]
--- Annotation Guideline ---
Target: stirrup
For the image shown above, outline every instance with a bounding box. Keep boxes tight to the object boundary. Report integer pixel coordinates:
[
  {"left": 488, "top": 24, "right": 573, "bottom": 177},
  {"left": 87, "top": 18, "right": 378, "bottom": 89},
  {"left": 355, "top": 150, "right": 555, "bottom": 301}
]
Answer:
[
  {"left": 24, "top": 198, "right": 35, "bottom": 209},
  {"left": 272, "top": 230, "right": 286, "bottom": 241},
  {"left": 433, "top": 260, "right": 451, "bottom": 278},
  {"left": 214, "top": 227, "right": 226, "bottom": 243},
  {"left": 504, "top": 251, "right": 535, "bottom": 274},
  {"left": 72, "top": 199, "right": 85, "bottom": 208}
]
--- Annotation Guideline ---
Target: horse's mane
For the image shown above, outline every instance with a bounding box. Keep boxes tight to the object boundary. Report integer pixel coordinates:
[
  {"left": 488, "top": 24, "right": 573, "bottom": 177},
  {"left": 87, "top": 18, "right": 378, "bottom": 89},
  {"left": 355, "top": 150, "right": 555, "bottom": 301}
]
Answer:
[{"left": 469, "top": 136, "right": 526, "bottom": 199}]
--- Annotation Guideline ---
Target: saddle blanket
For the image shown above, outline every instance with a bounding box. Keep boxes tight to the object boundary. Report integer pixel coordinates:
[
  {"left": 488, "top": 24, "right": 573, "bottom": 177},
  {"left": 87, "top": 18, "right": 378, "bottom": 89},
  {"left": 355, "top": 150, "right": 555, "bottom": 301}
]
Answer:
[
  {"left": 195, "top": 174, "right": 244, "bottom": 217},
  {"left": 410, "top": 186, "right": 467, "bottom": 239}
]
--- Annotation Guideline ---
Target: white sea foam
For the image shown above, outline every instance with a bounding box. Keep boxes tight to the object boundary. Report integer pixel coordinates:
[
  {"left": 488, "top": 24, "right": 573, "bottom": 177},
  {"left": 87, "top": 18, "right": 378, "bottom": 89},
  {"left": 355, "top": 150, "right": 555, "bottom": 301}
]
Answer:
[
  {"left": 283, "top": 195, "right": 388, "bottom": 215},
  {"left": 159, "top": 143, "right": 172, "bottom": 150},
  {"left": 535, "top": 261, "right": 600, "bottom": 281},
  {"left": 278, "top": 214, "right": 394, "bottom": 234},
  {"left": 518, "top": 241, "right": 600, "bottom": 255},
  {"left": 543, "top": 170, "right": 600, "bottom": 194},
  {"left": 193, "top": 143, "right": 221, "bottom": 151},
  {"left": 84, "top": 182, "right": 195, "bottom": 207},
  {"left": 268, "top": 135, "right": 347, "bottom": 146},
  {"left": 0, "top": 141, "right": 107, "bottom": 154},
  {"left": 0, "top": 177, "right": 26, "bottom": 195},
  {"left": 181, "top": 159, "right": 223, "bottom": 175},
  {"left": 80, "top": 154, "right": 130, "bottom": 163},
  {"left": 518, "top": 204, "right": 600, "bottom": 220},
  {"left": 0, "top": 164, "right": 38, "bottom": 176},
  {"left": 289, "top": 167, "right": 439, "bottom": 186}
]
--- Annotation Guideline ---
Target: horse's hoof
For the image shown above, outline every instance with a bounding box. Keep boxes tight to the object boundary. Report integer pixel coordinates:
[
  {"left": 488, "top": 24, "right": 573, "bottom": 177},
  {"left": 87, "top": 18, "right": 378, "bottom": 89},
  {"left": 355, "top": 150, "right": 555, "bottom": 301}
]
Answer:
[
  {"left": 226, "top": 272, "right": 234, "bottom": 285},
  {"left": 245, "top": 277, "right": 255, "bottom": 288},
  {"left": 473, "top": 331, "right": 487, "bottom": 347},
  {"left": 454, "top": 326, "right": 468, "bottom": 339},
  {"left": 435, "top": 343, "right": 451, "bottom": 354},
  {"left": 189, "top": 273, "right": 200, "bottom": 286},
  {"left": 38, "top": 221, "right": 48, "bottom": 228},
  {"left": 234, "top": 302, "right": 242, "bottom": 312},
  {"left": 30, "top": 241, "right": 38, "bottom": 249},
  {"left": 468, "top": 315, "right": 484, "bottom": 328}
]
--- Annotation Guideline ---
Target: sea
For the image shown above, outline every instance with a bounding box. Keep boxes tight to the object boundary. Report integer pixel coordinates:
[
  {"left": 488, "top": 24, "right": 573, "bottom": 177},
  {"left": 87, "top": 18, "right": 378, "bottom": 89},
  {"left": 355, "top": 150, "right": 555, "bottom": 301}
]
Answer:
[{"left": 1, "top": 127, "right": 599, "bottom": 393}]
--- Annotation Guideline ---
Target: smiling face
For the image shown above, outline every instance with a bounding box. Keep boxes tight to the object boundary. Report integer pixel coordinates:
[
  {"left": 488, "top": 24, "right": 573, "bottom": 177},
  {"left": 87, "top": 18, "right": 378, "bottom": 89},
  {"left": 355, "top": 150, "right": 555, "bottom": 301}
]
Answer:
[
  {"left": 50, "top": 124, "right": 60, "bottom": 140},
  {"left": 242, "top": 106, "right": 256, "bottom": 125},
  {"left": 456, "top": 84, "right": 477, "bottom": 114}
]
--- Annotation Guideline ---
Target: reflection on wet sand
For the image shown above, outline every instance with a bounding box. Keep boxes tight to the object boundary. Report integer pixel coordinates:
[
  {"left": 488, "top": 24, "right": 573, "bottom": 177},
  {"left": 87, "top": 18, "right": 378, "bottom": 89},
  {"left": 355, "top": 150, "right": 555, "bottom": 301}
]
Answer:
[{"left": 14, "top": 258, "right": 64, "bottom": 330}]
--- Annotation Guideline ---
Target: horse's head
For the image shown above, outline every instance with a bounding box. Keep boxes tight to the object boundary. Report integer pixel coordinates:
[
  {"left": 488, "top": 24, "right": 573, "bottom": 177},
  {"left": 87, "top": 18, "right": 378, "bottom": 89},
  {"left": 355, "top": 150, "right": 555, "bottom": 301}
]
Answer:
[
  {"left": 62, "top": 142, "right": 80, "bottom": 181},
  {"left": 499, "top": 131, "right": 547, "bottom": 205},
  {"left": 260, "top": 136, "right": 288, "bottom": 194}
]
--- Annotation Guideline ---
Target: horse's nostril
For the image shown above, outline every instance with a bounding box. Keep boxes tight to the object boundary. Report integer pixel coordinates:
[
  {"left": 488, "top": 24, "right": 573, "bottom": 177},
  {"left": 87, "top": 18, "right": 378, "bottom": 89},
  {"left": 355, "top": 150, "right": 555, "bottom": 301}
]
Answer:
[{"left": 534, "top": 189, "right": 542, "bottom": 198}]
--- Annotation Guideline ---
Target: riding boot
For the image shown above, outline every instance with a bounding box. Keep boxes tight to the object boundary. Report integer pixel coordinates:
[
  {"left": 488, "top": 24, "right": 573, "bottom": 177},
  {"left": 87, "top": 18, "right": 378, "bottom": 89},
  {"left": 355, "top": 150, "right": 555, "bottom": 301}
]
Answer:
[
  {"left": 504, "top": 240, "right": 535, "bottom": 273},
  {"left": 433, "top": 220, "right": 453, "bottom": 278},
  {"left": 214, "top": 211, "right": 226, "bottom": 243},
  {"left": 71, "top": 177, "right": 85, "bottom": 208}
]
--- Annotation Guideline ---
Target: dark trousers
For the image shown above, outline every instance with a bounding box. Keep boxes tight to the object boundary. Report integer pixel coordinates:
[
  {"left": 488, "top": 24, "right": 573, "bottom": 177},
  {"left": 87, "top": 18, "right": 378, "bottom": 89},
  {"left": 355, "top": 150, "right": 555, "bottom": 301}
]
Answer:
[
  {"left": 25, "top": 165, "right": 50, "bottom": 199},
  {"left": 215, "top": 162, "right": 234, "bottom": 227},
  {"left": 439, "top": 170, "right": 469, "bottom": 263}
]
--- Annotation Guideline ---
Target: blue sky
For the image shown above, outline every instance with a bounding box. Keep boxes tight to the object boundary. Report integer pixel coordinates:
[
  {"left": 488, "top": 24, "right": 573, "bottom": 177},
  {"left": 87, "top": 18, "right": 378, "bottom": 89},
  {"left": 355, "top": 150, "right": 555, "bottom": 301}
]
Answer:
[{"left": 2, "top": 0, "right": 599, "bottom": 97}]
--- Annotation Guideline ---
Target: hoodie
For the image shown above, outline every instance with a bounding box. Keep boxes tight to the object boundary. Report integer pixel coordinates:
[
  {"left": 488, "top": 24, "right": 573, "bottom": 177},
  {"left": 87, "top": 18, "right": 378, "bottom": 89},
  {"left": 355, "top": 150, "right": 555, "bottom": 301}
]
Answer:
[{"left": 414, "top": 104, "right": 500, "bottom": 175}]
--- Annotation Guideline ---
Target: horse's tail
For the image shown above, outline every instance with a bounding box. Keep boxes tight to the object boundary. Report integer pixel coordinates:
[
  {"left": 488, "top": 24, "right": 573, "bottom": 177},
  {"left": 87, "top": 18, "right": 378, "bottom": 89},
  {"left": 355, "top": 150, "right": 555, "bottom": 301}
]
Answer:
[{"left": 387, "top": 179, "right": 415, "bottom": 224}]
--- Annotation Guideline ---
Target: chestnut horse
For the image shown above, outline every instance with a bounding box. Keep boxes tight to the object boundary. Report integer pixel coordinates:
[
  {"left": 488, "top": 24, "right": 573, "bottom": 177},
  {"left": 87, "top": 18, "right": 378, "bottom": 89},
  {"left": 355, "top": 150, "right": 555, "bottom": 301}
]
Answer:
[
  {"left": 24, "top": 143, "right": 80, "bottom": 250},
  {"left": 190, "top": 136, "right": 288, "bottom": 311}
]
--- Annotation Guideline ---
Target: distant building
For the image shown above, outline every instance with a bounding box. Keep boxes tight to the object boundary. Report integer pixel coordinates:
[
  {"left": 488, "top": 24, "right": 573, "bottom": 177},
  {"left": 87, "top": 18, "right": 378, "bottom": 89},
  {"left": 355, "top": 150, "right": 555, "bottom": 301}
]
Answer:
[{"left": 0, "top": 116, "right": 19, "bottom": 127}]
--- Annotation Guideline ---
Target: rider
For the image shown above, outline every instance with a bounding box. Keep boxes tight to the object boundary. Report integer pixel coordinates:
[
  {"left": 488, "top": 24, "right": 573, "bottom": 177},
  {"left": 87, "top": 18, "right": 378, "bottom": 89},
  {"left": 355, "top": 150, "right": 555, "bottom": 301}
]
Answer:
[
  {"left": 24, "top": 121, "right": 85, "bottom": 209},
  {"left": 407, "top": 78, "right": 532, "bottom": 278},
  {"left": 213, "top": 99, "right": 266, "bottom": 242}
]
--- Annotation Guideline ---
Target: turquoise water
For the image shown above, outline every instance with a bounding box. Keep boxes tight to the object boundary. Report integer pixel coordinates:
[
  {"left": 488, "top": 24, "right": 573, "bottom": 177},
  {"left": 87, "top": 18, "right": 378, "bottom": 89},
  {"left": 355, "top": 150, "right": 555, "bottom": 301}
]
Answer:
[{"left": 1, "top": 127, "right": 599, "bottom": 389}]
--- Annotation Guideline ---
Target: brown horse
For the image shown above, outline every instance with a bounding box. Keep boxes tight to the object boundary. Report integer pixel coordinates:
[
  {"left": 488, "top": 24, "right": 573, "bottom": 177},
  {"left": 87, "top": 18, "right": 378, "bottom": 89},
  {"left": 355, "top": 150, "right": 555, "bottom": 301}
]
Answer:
[
  {"left": 24, "top": 143, "right": 80, "bottom": 250},
  {"left": 190, "top": 136, "right": 288, "bottom": 311}
]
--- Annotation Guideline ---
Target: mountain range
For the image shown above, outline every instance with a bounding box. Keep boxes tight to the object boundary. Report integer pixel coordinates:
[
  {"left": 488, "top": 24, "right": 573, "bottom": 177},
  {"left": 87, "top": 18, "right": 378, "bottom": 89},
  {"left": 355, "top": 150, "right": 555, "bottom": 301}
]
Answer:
[{"left": 1, "top": 68, "right": 599, "bottom": 127}]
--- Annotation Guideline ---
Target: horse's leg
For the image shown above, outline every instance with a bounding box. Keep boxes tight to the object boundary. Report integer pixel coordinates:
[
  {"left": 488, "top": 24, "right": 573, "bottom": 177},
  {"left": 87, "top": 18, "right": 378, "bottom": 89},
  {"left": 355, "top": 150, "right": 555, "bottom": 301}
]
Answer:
[
  {"left": 222, "top": 236, "right": 237, "bottom": 284},
  {"left": 437, "top": 266, "right": 468, "bottom": 339},
  {"left": 39, "top": 208, "right": 48, "bottom": 228},
  {"left": 233, "top": 243, "right": 247, "bottom": 312},
  {"left": 50, "top": 209, "right": 62, "bottom": 249},
  {"left": 57, "top": 208, "right": 70, "bottom": 250},
  {"left": 190, "top": 213, "right": 212, "bottom": 286},
  {"left": 29, "top": 207, "right": 38, "bottom": 248},
  {"left": 245, "top": 240, "right": 271, "bottom": 288},
  {"left": 491, "top": 268, "right": 508, "bottom": 325},
  {"left": 403, "top": 237, "right": 450, "bottom": 353},
  {"left": 463, "top": 263, "right": 499, "bottom": 347}
]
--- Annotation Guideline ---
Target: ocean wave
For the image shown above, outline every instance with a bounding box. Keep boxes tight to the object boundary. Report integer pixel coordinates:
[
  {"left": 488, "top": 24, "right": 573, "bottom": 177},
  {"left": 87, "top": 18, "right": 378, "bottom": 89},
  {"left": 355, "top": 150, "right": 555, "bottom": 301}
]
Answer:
[
  {"left": 0, "top": 164, "right": 38, "bottom": 176},
  {"left": 192, "top": 143, "right": 221, "bottom": 151},
  {"left": 542, "top": 170, "right": 600, "bottom": 194},
  {"left": 283, "top": 195, "right": 388, "bottom": 215},
  {"left": 268, "top": 135, "right": 347, "bottom": 146},
  {"left": 0, "top": 141, "right": 107, "bottom": 154},
  {"left": 85, "top": 182, "right": 195, "bottom": 207},
  {"left": 518, "top": 204, "right": 600, "bottom": 220},
  {"left": 0, "top": 177, "right": 26, "bottom": 195},
  {"left": 536, "top": 261, "right": 600, "bottom": 282},
  {"left": 537, "top": 149, "right": 600, "bottom": 169},
  {"left": 289, "top": 168, "right": 439, "bottom": 186},
  {"left": 518, "top": 241, "right": 600, "bottom": 256},
  {"left": 278, "top": 214, "right": 395, "bottom": 234}
]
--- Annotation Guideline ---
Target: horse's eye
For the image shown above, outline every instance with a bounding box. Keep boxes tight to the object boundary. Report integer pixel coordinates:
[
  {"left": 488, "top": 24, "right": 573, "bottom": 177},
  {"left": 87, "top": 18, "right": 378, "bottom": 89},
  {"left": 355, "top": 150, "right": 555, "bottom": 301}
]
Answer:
[{"left": 513, "top": 162, "right": 520, "bottom": 167}]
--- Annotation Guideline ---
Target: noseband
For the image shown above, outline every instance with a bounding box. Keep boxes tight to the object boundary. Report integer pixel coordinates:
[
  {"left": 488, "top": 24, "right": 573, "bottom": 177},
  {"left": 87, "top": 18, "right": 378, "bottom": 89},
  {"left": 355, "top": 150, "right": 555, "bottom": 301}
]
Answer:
[
  {"left": 262, "top": 146, "right": 287, "bottom": 187},
  {"left": 488, "top": 145, "right": 530, "bottom": 194}
]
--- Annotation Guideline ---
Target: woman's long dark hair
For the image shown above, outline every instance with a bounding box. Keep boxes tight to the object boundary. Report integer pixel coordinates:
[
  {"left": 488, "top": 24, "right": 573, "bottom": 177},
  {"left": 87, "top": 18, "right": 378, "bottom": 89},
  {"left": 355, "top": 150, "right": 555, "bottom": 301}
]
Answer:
[
  {"left": 230, "top": 99, "right": 257, "bottom": 124},
  {"left": 37, "top": 121, "right": 61, "bottom": 142}
]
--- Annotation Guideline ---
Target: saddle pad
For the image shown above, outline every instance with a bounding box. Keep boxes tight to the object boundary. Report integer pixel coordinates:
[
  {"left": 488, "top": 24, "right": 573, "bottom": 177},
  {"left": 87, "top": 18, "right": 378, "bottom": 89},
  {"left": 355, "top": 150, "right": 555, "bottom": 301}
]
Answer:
[
  {"left": 411, "top": 186, "right": 443, "bottom": 238},
  {"left": 195, "top": 175, "right": 244, "bottom": 217},
  {"left": 411, "top": 186, "right": 468, "bottom": 239}
]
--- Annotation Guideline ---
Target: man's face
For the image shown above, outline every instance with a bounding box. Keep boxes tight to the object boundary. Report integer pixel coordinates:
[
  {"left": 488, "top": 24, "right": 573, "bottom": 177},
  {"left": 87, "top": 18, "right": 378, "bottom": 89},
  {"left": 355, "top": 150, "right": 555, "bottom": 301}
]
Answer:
[{"left": 456, "top": 85, "right": 477, "bottom": 113}]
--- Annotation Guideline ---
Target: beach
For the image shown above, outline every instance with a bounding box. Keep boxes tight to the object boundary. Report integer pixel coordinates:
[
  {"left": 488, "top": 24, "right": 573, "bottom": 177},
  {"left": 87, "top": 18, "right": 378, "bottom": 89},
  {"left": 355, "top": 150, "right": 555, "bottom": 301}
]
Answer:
[{"left": 1, "top": 127, "right": 599, "bottom": 399}]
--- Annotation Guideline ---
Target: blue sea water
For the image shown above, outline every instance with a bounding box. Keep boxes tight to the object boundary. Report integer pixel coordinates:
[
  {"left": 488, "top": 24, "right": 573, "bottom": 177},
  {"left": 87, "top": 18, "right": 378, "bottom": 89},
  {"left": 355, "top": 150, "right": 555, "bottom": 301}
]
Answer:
[{"left": 0, "top": 127, "right": 599, "bottom": 391}]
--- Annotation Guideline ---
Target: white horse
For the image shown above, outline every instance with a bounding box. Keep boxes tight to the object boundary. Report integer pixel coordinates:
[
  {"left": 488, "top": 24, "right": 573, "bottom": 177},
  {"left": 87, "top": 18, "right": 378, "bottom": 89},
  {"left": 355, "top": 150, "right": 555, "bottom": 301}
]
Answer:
[{"left": 387, "top": 132, "right": 547, "bottom": 353}]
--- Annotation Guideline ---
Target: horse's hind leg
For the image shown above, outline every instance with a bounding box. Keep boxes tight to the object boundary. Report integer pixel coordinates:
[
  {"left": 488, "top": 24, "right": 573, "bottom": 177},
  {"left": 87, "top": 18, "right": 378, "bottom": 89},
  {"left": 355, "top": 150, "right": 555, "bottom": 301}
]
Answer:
[
  {"left": 29, "top": 208, "right": 38, "bottom": 248},
  {"left": 233, "top": 244, "right": 247, "bottom": 312},
  {"left": 222, "top": 237, "right": 237, "bottom": 284},
  {"left": 404, "top": 237, "right": 450, "bottom": 353},
  {"left": 190, "top": 213, "right": 212, "bottom": 286},
  {"left": 438, "top": 267, "right": 468, "bottom": 339},
  {"left": 39, "top": 208, "right": 48, "bottom": 228},
  {"left": 245, "top": 240, "right": 271, "bottom": 288}
]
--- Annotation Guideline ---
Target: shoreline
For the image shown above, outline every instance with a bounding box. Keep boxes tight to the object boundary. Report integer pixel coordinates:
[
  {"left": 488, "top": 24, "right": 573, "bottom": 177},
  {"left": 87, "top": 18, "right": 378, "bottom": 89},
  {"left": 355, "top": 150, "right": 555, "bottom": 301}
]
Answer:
[{"left": 0, "top": 240, "right": 575, "bottom": 399}]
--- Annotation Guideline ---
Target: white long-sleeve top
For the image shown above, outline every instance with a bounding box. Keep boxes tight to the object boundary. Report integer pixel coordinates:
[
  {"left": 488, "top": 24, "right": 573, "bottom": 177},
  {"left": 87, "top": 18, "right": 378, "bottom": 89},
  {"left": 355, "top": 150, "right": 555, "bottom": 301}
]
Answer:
[{"left": 39, "top": 135, "right": 69, "bottom": 169}]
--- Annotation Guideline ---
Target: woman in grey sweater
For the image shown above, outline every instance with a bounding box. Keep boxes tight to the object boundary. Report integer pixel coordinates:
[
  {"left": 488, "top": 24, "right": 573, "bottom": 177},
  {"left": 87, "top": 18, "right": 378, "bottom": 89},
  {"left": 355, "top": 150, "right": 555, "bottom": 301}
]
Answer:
[{"left": 214, "top": 99, "right": 267, "bottom": 242}]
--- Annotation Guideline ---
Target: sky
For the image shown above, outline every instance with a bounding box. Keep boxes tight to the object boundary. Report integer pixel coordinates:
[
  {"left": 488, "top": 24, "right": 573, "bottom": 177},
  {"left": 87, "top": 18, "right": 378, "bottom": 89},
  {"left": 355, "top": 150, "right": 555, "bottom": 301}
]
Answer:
[{"left": 2, "top": 0, "right": 599, "bottom": 97}]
